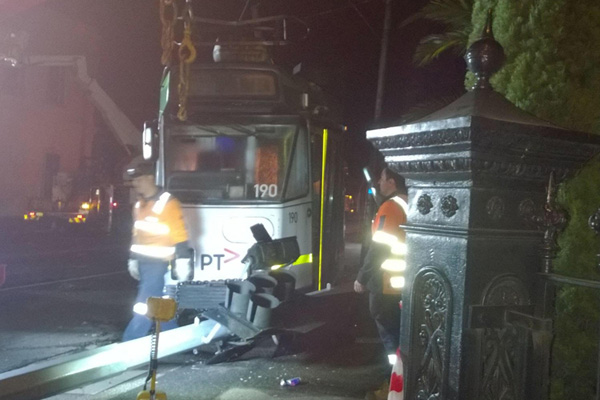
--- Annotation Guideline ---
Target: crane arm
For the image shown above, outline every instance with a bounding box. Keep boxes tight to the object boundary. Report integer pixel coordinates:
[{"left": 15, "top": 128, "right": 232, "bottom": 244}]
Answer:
[{"left": 26, "top": 55, "right": 140, "bottom": 155}]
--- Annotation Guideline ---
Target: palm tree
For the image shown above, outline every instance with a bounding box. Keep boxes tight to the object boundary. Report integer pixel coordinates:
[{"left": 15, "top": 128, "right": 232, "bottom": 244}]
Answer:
[
  {"left": 391, "top": 0, "right": 474, "bottom": 122},
  {"left": 401, "top": 0, "right": 474, "bottom": 66}
]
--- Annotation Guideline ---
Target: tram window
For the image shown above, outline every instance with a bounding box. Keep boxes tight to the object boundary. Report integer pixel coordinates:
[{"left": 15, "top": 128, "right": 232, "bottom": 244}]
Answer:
[
  {"left": 311, "top": 129, "right": 324, "bottom": 196},
  {"left": 283, "top": 127, "right": 309, "bottom": 200},
  {"left": 165, "top": 123, "right": 300, "bottom": 203}
]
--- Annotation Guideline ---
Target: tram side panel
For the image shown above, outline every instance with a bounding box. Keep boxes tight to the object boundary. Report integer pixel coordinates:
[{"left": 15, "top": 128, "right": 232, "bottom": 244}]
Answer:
[{"left": 170, "top": 199, "right": 313, "bottom": 289}]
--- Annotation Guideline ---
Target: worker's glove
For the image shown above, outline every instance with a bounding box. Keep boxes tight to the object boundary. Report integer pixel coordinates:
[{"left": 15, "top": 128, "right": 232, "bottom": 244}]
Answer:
[
  {"left": 172, "top": 244, "right": 194, "bottom": 281},
  {"left": 128, "top": 259, "right": 140, "bottom": 281}
]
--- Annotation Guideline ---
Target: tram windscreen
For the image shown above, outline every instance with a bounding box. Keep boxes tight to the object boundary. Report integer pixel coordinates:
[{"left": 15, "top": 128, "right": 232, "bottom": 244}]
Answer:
[{"left": 165, "top": 123, "right": 309, "bottom": 203}]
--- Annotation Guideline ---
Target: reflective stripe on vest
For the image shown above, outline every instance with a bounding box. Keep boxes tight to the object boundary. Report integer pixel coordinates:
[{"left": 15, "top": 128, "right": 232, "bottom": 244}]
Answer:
[
  {"left": 372, "top": 196, "right": 408, "bottom": 250},
  {"left": 389, "top": 275, "right": 405, "bottom": 290},
  {"left": 372, "top": 230, "right": 399, "bottom": 246},
  {"left": 380, "top": 195, "right": 408, "bottom": 290},
  {"left": 134, "top": 219, "right": 170, "bottom": 235},
  {"left": 381, "top": 258, "right": 406, "bottom": 272},
  {"left": 133, "top": 193, "right": 173, "bottom": 236},
  {"left": 152, "top": 192, "right": 171, "bottom": 214},
  {"left": 131, "top": 192, "right": 175, "bottom": 259},
  {"left": 391, "top": 195, "right": 409, "bottom": 215},
  {"left": 130, "top": 244, "right": 175, "bottom": 259}
]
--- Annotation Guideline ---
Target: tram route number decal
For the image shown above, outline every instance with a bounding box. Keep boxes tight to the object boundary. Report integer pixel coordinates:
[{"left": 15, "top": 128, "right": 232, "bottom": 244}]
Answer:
[{"left": 254, "top": 184, "right": 278, "bottom": 198}]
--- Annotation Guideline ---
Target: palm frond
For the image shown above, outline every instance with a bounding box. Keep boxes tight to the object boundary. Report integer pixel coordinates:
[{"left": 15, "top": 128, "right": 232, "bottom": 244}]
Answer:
[
  {"left": 400, "top": 0, "right": 474, "bottom": 67},
  {"left": 413, "top": 31, "right": 469, "bottom": 66},
  {"left": 399, "top": 0, "right": 473, "bottom": 30},
  {"left": 399, "top": 11, "right": 428, "bottom": 28}
]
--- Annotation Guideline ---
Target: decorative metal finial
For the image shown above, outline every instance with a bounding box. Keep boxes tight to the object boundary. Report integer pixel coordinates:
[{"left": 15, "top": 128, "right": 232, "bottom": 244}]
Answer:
[
  {"left": 464, "top": 9, "right": 506, "bottom": 90},
  {"left": 481, "top": 9, "right": 494, "bottom": 39}
]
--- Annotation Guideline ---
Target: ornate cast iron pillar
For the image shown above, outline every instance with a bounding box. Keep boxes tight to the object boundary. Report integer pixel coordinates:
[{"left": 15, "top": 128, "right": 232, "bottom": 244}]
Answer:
[{"left": 367, "top": 11, "right": 600, "bottom": 400}]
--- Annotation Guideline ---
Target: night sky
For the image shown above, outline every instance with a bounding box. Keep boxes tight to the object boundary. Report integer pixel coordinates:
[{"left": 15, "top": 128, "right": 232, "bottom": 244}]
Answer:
[
  {"left": 9, "top": 0, "right": 465, "bottom": 134},
  {"left": 3, "top": 0, "right": 466, "bottom": 135}
]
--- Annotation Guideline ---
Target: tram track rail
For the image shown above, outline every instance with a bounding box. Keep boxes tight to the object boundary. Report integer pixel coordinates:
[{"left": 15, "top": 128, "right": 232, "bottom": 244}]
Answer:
[
  {"left": 0, "top": 235, "right": 129, "bottom": 290},
  {"left": 0, "top": 270, "right": 127, "bottom": 293},
  {"left": 0, "top": 241, "right": 126, "bottom": 263},
  {"left": 0, "top": 265, "right": 134, "bottom": 378}
]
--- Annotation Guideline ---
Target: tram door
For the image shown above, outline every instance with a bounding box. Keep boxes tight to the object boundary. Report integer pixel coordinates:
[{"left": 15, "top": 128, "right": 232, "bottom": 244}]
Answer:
[{"left": 310, "top": 124, "right": 346, "bottom": 289}]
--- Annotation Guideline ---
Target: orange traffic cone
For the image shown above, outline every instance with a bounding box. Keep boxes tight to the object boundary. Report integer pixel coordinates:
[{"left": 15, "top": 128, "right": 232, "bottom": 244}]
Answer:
[{"left": 388, "top": 348, "right": 403, "bottom": 400}]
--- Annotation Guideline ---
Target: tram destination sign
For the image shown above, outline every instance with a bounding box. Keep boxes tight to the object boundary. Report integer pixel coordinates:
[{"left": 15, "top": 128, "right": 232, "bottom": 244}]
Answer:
[{"left": 190, "top": 68, "right": 279, "bottom": 99}]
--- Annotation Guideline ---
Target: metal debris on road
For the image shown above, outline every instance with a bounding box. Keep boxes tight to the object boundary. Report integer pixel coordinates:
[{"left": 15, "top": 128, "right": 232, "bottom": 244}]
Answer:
[{"left": 280, "top": 377, "right": 301, "bottom": 387}]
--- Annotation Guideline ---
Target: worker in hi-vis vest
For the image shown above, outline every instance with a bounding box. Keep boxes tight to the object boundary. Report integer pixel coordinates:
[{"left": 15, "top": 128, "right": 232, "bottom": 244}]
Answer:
[
  {"left": 354, "top": 167, "right": 408, "bottom": 366},
  {"left": 122, "top": 161, "right": 192, "bottom": 341}
]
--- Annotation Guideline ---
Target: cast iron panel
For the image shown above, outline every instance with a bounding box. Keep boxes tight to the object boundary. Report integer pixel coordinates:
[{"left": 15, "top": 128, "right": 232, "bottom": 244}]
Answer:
[
  {"left": 410, "top": 268, "right": 452, "bottom": 400},
  {"left": 479, "top": 275, "right": 530, "bottom": 400}
]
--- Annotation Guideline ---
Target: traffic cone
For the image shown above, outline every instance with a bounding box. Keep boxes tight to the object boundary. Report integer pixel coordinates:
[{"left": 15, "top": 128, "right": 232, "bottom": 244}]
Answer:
[{"left": 388, "top": 348, "right": 404, "bottom": 400}]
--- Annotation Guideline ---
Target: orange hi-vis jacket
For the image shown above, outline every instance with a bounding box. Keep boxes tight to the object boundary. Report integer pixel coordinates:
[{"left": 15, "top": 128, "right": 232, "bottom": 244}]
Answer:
[
  {"left": 371, "top": 196, "right": 406, "bottom": 241},
  {"left": 357, "top": 193, "right": 408, "bottom": 294},
  {"left": 130, "top": 192, "right": 189, "bottom": 261}
]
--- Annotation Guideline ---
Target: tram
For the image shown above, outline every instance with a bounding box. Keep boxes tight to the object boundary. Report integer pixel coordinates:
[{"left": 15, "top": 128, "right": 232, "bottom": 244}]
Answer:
[{"left": 142, "top": 38, "right": 348, "bottom": 298}]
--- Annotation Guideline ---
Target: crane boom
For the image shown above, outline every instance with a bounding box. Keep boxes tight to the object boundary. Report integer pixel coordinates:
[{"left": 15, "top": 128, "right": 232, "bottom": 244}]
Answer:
[{"left": 26, "top": 55, "right": 140, "bottom": 155}]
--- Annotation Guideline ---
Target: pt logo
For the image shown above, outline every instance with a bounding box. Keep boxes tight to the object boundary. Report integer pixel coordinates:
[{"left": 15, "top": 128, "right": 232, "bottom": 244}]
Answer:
[{"left": 199, "top": 248, "right": 240, "bottom": 270}]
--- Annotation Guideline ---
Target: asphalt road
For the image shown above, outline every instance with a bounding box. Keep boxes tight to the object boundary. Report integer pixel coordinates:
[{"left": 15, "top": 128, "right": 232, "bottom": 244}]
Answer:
[
  {"left": 0, "top": 235, "right": 390, "bottom": 400},
  {"left": 47, "top": 332, "right": 390, "bottom": 400}
]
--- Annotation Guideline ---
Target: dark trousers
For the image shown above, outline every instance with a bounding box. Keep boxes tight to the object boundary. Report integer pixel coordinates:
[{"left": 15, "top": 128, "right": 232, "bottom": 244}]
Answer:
[
  {"left": 369, "top": 291, "right": 401, "bottom": 355},
  {"left": 122, "top": 259, "right": 178, "bottom": 341}
]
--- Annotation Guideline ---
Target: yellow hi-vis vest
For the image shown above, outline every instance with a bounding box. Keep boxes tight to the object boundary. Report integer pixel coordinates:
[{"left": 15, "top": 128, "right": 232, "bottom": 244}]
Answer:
[
  {"left": 130, "top": 192, "right": 189, "bottom": 261},
  {"left": 371, "top": 195, "right": 408, "bottom": 294}
]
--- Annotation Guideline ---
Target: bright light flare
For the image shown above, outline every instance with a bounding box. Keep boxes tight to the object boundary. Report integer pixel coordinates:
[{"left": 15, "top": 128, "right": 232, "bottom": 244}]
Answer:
[
  {"left": 133, "top": 302, "right": 148, "bottom": 315},
  {"left": 382, "top": 259, "right": 406, "bottom": 272},
  {"left": 388, "top": 353, "right": 397, "bottom": 365},
  {"left": 173, "top": 258, "right": 192, "bottom": 280},
  {"left": 390, "top": 276, "right": 405, "bottom": 289}
]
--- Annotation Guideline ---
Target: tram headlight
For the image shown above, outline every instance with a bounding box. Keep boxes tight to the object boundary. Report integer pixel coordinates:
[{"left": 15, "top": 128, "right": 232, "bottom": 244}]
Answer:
[{"left": 142, "top": 120, "right": 158, "bottom": 161}]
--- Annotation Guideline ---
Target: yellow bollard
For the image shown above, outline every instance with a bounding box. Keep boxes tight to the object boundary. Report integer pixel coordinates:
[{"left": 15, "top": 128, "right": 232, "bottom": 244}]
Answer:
[
  {"left": 136, "top": 297, "right": 177, "bottom": 400},
  {"left": 137, "top": 390, "right": 167, "bottom": 400}
]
